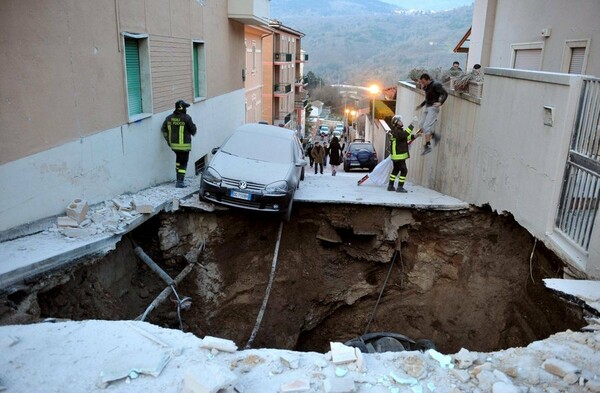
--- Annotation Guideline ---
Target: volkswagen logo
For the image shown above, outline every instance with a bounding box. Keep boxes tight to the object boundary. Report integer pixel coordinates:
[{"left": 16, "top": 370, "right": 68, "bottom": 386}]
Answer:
[{"left": 239, "top": 181, "right": 247, "bottom": 190}]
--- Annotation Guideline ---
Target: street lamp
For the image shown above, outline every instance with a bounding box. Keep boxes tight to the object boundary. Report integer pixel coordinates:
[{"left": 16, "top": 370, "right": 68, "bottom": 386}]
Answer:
[{"left": 368, "top": 84, "right": 380, "bottom": 138}]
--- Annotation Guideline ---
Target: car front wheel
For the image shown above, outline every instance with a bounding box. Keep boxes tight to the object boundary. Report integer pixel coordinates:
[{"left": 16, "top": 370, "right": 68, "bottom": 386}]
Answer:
[{"left": 283, "top": 197, "right": 293, "bottom": 222}]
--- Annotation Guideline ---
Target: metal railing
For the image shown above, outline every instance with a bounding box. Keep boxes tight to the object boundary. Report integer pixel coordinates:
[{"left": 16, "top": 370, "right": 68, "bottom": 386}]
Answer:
[
  {"left": 274, "top": 52, "right": 292, "bottom": 62},
  {"left": 273, "top": 84, "right": 292, "bottom": 94},
  {"left": 555, "top": 78, "right": 600, "bottom": 250}
]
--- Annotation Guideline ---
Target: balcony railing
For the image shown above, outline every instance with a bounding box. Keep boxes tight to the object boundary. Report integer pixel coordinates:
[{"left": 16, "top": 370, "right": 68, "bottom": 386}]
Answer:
[
  {"left": 294, "top": 98, "right": 308, "bottom": 109},
  {"left": 296, "top": 53, "right": 309, "bottom": 62},
  {"left": 295, "top": 77, "right": 307, "bottom": 86},
  {"left": 274, "top": 53, "right": 293, "bottom": 62},
  {"left": 274, "top": 84, "right": 292, "bottom": 95}
]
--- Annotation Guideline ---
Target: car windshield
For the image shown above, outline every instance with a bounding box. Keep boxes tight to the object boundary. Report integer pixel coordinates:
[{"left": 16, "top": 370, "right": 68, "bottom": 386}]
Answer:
[
  {"left": 350, "top": 143, "right": 374, "bottom": 152},
  {"left": 221, "top": 131, "right": 293, "bottom": 164}
]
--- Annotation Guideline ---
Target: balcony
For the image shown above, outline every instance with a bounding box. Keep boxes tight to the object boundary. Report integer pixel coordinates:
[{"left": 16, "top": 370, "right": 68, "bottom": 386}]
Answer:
[
  {"left": 295, "top": 77, "right": 308, "bottom": 86},
  {"left": 294, "top": 98, "right": 308, "bottom": 109},
  {"left": 273, "top": 84, "right": 292, "bottom": 96},
  {"left": 276, "top": 112, "right": 292, "bottom": 125},
  {"left": 296, "top": 53, "right": 309, "bottom": 62},
  {"left": 228, "top": 0, "right": 270, "bottom": 26},
  {"left": 274, "top": 52, "right": 293, "bottom": 63}
]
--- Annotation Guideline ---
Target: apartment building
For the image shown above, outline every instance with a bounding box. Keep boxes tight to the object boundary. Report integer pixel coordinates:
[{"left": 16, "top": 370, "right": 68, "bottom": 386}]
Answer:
[
  {"left": 0, "top": 0, "right": 270, "bottom": 233},
  {"left": 244, "top": 25, "right": 272, "bottom": 123},
  {"left": 261, "top": 21, "right": 307, "bottom": 129}
]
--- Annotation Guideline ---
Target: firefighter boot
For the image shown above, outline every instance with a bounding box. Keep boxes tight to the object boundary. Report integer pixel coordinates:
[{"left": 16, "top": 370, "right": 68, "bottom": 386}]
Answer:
[
  {"left": 176, "top": 173, "right": 185, "bottom": 188},
  {"left": 387, "top": 181, "right": 395, "bottom": 191},
  {"left": 396, "top": 184, "right": 408, "bottom": 193}
]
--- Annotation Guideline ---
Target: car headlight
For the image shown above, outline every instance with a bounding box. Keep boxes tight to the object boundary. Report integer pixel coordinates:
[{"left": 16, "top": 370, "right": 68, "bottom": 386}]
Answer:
[
  {"left": 202, "top": 167, "right": 222, "bottom": 185},
  {"left": 265, "top": 180, "right": 288, "bottom": 195}
]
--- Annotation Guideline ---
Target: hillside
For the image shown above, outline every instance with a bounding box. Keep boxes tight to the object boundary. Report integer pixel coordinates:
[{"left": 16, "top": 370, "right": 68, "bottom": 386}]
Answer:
[{"left": 271, "top": 1, "right": 473, "bottom": 87}]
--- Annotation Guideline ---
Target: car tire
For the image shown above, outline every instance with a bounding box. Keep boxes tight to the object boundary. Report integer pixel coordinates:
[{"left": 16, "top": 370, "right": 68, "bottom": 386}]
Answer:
[
  {"left": 344, "top": 163, "right": 350, "bottom": 172},
  {"left": 300, "top": 167, "right": 305, "bottom": 181},
  {"left": 283, "top": 197, "right": 293, "bottom": 222},
  {"left": 368, "top": 166, "right": 374, "bottom": 172}
]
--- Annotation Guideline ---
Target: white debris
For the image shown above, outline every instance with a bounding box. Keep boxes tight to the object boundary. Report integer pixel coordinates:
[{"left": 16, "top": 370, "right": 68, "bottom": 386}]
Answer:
[
  {"left": 199, "top": 336, "right": 238, "bottom": 353},
  {"left": 330, "top": 342, "right": 357, "bottom": 365},
  {"left": 427, "top": 349, "right": 453, "bottom": 368}
]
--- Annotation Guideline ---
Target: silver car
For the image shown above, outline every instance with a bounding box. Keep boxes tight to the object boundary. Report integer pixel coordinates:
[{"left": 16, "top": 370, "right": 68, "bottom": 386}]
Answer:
[{"left": 199, "top": 124, "right": 307, "bottom": 221}]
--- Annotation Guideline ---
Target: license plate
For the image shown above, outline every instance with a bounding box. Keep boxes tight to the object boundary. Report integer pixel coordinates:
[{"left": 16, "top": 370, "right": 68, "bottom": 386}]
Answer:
[{"left": 230, "top": 190, "right": 252, "bottom": 200}]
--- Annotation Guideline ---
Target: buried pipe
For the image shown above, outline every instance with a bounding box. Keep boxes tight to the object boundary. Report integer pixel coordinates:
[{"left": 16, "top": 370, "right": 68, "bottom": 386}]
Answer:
[
  {"left": 131, "top": 238, "right": 200, "bottom": 331},
  {"left": 245, "top": 221, "right": 285, "bottom": 349},
  {"left": 363, "top": 247, "right": 400, "bottom": 336}
]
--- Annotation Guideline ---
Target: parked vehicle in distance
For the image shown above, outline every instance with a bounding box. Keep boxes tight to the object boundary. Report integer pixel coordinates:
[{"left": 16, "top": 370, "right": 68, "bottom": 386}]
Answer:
[
  {"left": 199, "top": 124, "right": 307, "bottom": 221},
  {"left": 319, "top": 125, "right": 330, "bottom": 135},
  {"left": 334, "top": 124, "right": 344, "bottom": 133},
  {"left": 343, "top": 141, "right": 378, "bottom": 172}
]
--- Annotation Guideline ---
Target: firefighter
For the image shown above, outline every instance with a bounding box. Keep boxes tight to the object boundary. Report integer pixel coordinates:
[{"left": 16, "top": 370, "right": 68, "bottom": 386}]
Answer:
[
  {"left": 387, "top": 115, "right": 414, "bottom": 193},
  {"left": 161, "top": 100, "right": 197, "bottom": 188}
]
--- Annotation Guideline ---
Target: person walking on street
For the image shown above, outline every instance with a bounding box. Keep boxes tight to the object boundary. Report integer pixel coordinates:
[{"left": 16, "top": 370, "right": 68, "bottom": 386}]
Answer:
[
  {"left": 387, "top": 115, "right": 414, "bottom": 193},
  {"left": 311, "top": 141, "right": 325, "bottom": 175},
  {"left": 328, "top": 136, "right": 344, "bottom": 176},
  {"left": 306, "top": 142, "right": 314, "bottom": 168},
  {"left": 161, "top": 100, "right": 197, "bottom": 188},
  {"left": 415, "top": 73, "right": 448, "bottom": 155},
  {"left": 323, "top": 142, "right": 329, "bottom": 167}
]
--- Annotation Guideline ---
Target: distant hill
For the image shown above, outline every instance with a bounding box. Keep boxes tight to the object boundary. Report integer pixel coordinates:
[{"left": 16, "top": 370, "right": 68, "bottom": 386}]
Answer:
[{"left": 271, "top": 1, "right": 473, "bottom": 87}]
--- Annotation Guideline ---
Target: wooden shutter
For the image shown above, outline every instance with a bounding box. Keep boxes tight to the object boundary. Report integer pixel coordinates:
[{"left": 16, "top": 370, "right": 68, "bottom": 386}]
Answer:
[
  {"left": 569, "top": 47, "right": 585, "bottom": 74},
  {"left": 514, "top": 49, "right": 541, "bottom": 70},
  {"left": 124, "top": 38, "right": 142, "bottom": 116}
]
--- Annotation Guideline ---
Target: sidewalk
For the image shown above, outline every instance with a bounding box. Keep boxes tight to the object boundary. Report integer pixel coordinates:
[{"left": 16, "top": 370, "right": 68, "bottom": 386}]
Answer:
[{"left": 0, "top": 169, "right": 467, "bottom": 290}]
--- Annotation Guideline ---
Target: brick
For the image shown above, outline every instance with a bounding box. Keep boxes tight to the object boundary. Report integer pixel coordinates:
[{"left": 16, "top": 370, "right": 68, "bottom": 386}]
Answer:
[
  {"left": 279, "top": 379, "right": 310, "bottom": 392},
  {"left": 112, "top": 197, "right": 132, "bottom": 211},
  {"left": 451, "top": 369, "right": 470, "bottom": 383},
  {"left": 323, "top": 377, "right": 356, "bottom": 393},
  {"left": 66, "top": 199, "right": 88, "bottom": 223},
  {"left": 63, "top": 227, "right": 93, "bottom": 238},
  {"left": 330, "top": 342, "right": 356, "bottom": 365},
  {"left": 57, "top": 216, "right": 79, "bottom": 228},
  {"left": 354, "top": 348, "right": 366, "bottom": 372},
  {"left": 183, "top": 363, "right": 237, "bottom": 393},
  {"left": 199, "top": 336, "right": 238, "bottom": 353}
]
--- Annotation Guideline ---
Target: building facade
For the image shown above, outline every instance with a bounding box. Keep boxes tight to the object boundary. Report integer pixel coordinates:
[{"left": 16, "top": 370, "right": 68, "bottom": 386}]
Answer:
[
  {"left": 469, "top": 0, "right": 599, "bottom": 76},
  {"left": 262, "top": 22, "right": 307, "bottom": 128},
  {"left": 0, "top": 0, "right": 270, "bottom": 233}
]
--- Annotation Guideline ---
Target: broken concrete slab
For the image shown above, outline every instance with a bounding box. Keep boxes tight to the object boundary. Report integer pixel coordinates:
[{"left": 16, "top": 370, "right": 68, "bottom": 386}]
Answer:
[
  {"left": 280, "top": 352, "right": 300, "bottom": 369},
  {"left": 62, "top": 227, "right": 94, "bottom": 238},
  {"left": 99, "top": 349, "right": 170, "bottom": 387},
  {"left": 453, "top": 347, "right": 478, "bottom": 369},
  {"left": 57, "top": 216, "right": 79, "bottom": 228},
  {"left": 330, "top": 342, "right": 357, "bottom": 365},
  {"left": 544, "top": 279, "right": 600, "bottom": 313},
  {"left": 316, "top": 222, "right": 342, "bottom": 243},
  {"left": 199, "top": 336, "right": 238, "bottom": 353},
  {"left": 183, "top": 363, "right": 237, "bottom": 393}
]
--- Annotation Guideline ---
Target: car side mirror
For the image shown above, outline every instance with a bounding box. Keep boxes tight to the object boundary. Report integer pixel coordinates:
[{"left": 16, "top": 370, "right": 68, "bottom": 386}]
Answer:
[
  {"left": 211, "top": 147, "right": 219, "bottom": 155},
  {"left": 296, "top": 158, "right": 308, "bottom": 167}
]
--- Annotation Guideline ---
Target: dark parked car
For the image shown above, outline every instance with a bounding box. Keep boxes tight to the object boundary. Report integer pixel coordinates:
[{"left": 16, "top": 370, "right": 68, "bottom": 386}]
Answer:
[
  {"left": 199, "top": 124, "right": 307, "bottom": 221},
  {"left": 343, "top": 141, "right": 378, "bottom": 172}
]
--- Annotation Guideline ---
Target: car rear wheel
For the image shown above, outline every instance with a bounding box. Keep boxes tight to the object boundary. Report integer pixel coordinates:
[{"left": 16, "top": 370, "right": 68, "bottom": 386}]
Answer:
[
  {"left": 300, "top": 167, "right": 305, "bottom": 181},
  {"left": 344, "top": 163, "right": 350, "bottom": 172}
]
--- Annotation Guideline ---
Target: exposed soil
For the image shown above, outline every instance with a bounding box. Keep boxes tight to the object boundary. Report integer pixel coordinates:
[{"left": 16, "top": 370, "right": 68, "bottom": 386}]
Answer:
[{"left": 0, "top": 204, "right": 586, "bottom": 354}]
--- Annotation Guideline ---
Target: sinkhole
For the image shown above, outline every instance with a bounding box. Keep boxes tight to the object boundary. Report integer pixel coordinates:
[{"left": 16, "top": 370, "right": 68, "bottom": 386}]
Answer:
[{"left": 1, "top": 204, "right": 587, "bottom": 354}]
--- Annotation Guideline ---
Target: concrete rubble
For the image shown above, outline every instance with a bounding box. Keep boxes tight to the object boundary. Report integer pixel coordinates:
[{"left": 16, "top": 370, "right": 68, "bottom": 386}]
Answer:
[{"left": 1, "top": 320, "right": 600, "bottom": 392}]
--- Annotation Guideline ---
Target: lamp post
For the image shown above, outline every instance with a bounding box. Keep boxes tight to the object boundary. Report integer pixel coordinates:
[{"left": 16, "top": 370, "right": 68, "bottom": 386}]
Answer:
[{"left": 368, "top": 84, "right": 380, "bottom": 139}]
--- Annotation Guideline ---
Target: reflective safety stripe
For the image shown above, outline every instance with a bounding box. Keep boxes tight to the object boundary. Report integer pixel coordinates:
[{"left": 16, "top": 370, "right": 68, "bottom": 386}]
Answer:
[{"left": 389, "top": 174, "right": 397, "bottom": 181}]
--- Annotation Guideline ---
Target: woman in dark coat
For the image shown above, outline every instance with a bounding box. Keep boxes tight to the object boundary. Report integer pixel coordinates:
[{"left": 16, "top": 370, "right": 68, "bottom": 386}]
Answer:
[{"left": 328, "top": 136, "right": 344, "bottom": 176}]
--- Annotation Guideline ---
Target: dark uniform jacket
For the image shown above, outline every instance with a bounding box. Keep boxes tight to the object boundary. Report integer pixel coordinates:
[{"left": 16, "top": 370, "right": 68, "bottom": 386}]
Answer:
[
  {"left": 420, "top": 80, "right": 448, "bottom": 108},
  {"left": 161, "top": 110, "right": 197, "bottom": 152},
  {"left": 389, "top": 125, "right": 413, "bottom": 161}
]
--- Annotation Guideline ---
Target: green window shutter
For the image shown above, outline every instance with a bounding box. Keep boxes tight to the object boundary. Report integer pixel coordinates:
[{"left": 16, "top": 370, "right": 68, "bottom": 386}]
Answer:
[
  {"left": 125, "top": 38, "right": 142, "bottom": 116},
  {"left": 193, "top": 44, "right": 200, "bottom": 98}
]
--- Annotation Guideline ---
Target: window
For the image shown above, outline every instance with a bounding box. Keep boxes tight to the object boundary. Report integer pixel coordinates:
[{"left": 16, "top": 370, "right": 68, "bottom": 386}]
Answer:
[
  {"left": 511, "top": 42, "right": 543, "bottom": 71},
  {"left": 193, "top": 41, "right": 207, "bottom": 100},
  {"left": 252, "top": 42, "right": 257, "bottom": 72},
  {"left": 123, "top": 33, "right": 152, "bottom": 120},
  {"left": 561, "top": 39, "right": 590, "bottom": 74}
]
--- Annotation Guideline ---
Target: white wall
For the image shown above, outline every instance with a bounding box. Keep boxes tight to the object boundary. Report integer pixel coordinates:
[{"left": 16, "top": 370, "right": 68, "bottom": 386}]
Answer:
[
  {"left": 0, "top": 90, "right": 245, "bottom": 233},
  {"left": 396, "top": 69, "right": 599, "bottom": 277}
]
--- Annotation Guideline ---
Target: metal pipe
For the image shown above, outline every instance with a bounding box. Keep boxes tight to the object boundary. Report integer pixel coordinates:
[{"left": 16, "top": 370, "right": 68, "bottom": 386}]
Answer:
[{"left": 133, "top": 246, "right": 175, "bottom": 287}]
